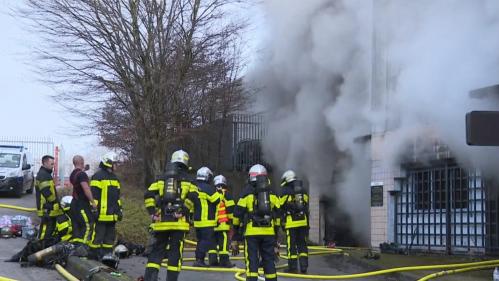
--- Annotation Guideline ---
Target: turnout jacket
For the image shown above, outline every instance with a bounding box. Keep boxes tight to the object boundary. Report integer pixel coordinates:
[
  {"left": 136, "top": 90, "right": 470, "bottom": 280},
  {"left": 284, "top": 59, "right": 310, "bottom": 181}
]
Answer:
[
  {"left": 35, "top": 167, "right": 62, "bottom": 217},
  {"left": 188, "top": 181, "right": 221, "bottom": 228},
  {"left": 90, "top": 168, "right": 122, "bottom": 222},
  {"left": 144, "top": 171, "right": 195, "bottom": 232},
  {"left": 233, "top": 184, "right": 281, "bottom": 237},
  {"left": 279, "top": 183, "right": 309, "bottom": 229}
]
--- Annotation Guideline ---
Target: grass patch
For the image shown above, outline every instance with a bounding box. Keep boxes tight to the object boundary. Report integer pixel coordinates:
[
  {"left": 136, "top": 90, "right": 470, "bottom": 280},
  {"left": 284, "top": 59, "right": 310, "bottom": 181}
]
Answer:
[{"left": 116, "top": 185, "right": 150, "bottom": 245}]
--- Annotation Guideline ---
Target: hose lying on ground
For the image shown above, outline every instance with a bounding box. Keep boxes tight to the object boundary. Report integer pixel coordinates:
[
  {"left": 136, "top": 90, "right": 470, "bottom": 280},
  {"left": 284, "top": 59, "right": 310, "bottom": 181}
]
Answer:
[{"left": 3, "top": 203, "right": 499, "bottom": 280}]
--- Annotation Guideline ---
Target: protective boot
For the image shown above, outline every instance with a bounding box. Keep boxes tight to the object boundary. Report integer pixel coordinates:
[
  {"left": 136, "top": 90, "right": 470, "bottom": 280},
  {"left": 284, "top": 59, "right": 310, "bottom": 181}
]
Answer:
[
  {"left": 193, "top": 258, "right": 208, "bottom": 267},
  {"left": 166, "top": 270, "right": 180, "bottom": 281},
  {"left": 144, "top": 268, "right": 159, "bottom": 281},
  {"left": 285, "top": 258, "right": 298, "bottom": 273},
  {"left": 299, "top": 256, "right": 308, "bottom": 274},
  {"left": 218, "top": 254, "right": 234, "bottom": 267},
  {"left": 208, "top": 253, "right": 218, "bottom": 266}
]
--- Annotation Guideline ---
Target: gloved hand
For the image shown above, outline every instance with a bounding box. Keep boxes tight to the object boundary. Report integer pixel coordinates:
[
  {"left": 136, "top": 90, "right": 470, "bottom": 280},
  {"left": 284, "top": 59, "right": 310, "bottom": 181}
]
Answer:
[
  {"left": 230, "top": 241, "right": 240, "bottom": 256},
  {"left": 117, "top": 209, "right": 123, "bottom": 221}
]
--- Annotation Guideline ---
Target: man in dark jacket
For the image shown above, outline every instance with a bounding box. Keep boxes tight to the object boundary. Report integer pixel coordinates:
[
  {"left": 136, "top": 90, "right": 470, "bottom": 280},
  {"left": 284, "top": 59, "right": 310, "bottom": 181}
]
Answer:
[{"left": 35, "top": 155, "right": 62, "bottom": 240}]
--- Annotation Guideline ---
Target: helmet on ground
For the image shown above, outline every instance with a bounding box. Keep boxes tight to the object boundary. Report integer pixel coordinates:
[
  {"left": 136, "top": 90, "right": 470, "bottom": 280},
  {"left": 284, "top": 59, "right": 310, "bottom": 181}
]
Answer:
[
  {"left": 102, "top": 253, "right": 119, "bottom": 269},
  {"left": 60, "top": 196, "right": 73, "bottom": 211},
  {"left": 171, "top": 150, "right": 189, "bottom": 167},
  {"left": 281, "top": 170, "right": 297, "bottom": 186},
  {"left": 248, "top": 164, "right": 267, "bottom": 182},
  {"left": 214, "top": 175, "right": 227, "bottom": 187},
  {"left": 101, "top": 152, "right": 117, "bottom": 168},
  {"left": 196, "top": 167, "right": 213, "bottom": 182},
  {"left": 114, "top": 244, "right": 129, "bottom": 259}
]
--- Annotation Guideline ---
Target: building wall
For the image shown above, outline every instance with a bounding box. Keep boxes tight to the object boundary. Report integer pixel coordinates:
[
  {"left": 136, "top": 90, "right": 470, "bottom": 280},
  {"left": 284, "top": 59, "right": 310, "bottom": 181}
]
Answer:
[{"left": 370, "top": 133, "right": 402, "bottom": 248}]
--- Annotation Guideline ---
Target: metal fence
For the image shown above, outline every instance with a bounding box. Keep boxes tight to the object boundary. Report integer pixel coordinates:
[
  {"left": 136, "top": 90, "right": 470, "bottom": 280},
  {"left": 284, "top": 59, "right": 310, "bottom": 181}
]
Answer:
[
  {"left": 0, "top": 136, "right": 55, "bottom": 172},
  {"left": 230, "top": 114, "right": 267, "bottom": 171},
  {"left": 396, "top": 162, "right": 487, "bottom": 254}
]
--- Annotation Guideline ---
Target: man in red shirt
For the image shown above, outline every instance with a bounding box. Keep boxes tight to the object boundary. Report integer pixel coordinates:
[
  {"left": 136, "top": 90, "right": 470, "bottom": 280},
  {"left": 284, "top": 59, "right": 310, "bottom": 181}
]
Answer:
[{"left": 69, "top": 155, "right": 96, "bottom": 246}]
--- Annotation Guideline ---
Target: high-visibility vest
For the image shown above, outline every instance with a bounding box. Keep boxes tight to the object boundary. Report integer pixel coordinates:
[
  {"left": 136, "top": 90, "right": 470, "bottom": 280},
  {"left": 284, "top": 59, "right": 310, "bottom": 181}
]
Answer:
[{"left": 217, "top": 201, "right": 229, "bottom": 224}]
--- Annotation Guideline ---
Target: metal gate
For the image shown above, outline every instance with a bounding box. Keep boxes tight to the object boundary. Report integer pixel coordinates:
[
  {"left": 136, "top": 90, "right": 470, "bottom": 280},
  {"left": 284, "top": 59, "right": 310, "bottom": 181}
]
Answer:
[
  {"left": 396, "top": 162, "right": 486, "bottom": 253},
  {"left": 231, "top": 114, "right": 267, "bottom": 171}
]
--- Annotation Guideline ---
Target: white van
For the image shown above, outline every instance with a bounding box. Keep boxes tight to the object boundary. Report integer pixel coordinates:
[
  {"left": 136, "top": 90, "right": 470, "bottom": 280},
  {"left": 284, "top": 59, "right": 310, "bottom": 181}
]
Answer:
[{"left": 0, "top": 145, "right": 34, "bottom": 197}]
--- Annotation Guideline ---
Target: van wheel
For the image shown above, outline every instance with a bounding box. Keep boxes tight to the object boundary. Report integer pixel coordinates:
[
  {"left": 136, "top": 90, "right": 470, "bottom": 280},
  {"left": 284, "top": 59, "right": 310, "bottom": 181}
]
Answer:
[
  {"left": 26, "top": 181, "right": 34, "bottom": 194},
  {"left": 13, "top": 184, "right": 23, "bottom": 198}
]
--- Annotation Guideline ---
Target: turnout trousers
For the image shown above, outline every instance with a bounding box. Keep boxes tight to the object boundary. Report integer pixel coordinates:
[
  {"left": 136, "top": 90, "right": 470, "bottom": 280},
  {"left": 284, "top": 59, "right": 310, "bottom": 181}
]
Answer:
[
  {"left": 244, "top": 235, "right": 277, "bottom": 281},
  {"left": 89, "top": 221, "right": 116, "bottom": 259},
  {"left": 69, "top": 199, "right": 94, "bottom": 246},
  {"left": 38, "top": 216, "right": 57, "bottom": 240},
  {"left": 195, "top": 227, "right": 217, "bottom": 264},
  {"left": 214, "top": 230, "right": 230, "bottom": 265},
  {"left": 144, "top": 230, "right": 185, "bottom": 281},
  {"left": 285, "top": 227, "right": 308, "bottom": 272}
]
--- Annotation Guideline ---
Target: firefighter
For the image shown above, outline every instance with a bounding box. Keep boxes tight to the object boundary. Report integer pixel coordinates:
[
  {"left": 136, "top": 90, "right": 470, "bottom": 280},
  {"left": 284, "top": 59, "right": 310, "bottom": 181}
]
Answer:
[
  {"left": 143, "top": 150, "right": 195, "bottom": 281},
  {"left": 6, "top": 196, "right": 73, "bottom": 263},
  {"left": 69, "top": 155, "right": 95, "bottom": 246},
  {"left": 35, "top": 155, "right": 63, "bottom": 240},
  {"left": 189, "top": 166, "right": 221, "bottom": 267},
  {"left": 213, "top": 174, "right": 235, "bottom": 267},
  {"left": 232, "top": 164, "right": 281, "bottom": 281},
  {"left": 279, "top": 170, "right": 309, "bottom": 273},
  {"left": 89, "top": 153, "right": 123, "bottom": 260}
]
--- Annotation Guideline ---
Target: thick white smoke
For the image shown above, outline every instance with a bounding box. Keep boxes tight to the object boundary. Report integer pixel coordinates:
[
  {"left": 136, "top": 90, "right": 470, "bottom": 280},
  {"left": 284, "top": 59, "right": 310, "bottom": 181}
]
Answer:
[{"left": 247, "top": 0, "right": 499, "bottom": 245}]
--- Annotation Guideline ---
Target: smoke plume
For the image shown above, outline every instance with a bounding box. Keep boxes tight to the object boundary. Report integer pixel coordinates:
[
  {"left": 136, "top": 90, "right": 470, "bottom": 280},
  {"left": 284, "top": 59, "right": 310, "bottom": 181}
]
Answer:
[{"left": 247, "top": 0, "right": 499, "bottom": 244}]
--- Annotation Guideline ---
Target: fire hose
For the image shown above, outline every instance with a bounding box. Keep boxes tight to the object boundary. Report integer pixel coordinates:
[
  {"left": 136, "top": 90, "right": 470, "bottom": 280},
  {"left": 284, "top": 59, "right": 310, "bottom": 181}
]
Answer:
[{"left": 2, "top": 203, "right": 499, "bottom": 280}]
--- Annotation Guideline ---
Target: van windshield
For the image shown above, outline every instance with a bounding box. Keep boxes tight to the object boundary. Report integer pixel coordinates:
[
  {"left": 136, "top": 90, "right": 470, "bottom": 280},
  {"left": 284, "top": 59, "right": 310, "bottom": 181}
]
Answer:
[{"left": 0, "top": 153, "right": 21, "bottom": 168}]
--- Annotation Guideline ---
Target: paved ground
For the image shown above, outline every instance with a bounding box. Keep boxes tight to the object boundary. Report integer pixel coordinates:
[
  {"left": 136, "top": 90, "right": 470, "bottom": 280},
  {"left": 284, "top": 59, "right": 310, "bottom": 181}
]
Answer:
[{"left": 0, "top": 193, "right": 397, "bottom": 281}]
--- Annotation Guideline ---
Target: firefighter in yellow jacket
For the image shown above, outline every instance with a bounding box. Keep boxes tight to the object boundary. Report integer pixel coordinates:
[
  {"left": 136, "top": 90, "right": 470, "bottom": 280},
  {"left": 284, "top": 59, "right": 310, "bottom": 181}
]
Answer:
[
  {"left": 143, "top": 150, "right": 195, "bottom": 281},
  {"left": 279, "top": 170, "right": 309, "bottom": 273},
  {"left": 89, "top": 153, "right": 122, "bottom": 260},
  {"left": 35, "top": 155, "right": 63, "bottom": 240},
  {"left": 232, "top": 164, "right": 281, "bottom": 281},
  {"left": 212, "top": 174, "right": 235, "bottom": 267}
]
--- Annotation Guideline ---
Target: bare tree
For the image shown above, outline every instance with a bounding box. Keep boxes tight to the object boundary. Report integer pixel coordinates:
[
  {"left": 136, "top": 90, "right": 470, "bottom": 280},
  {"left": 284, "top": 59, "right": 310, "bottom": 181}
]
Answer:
[{"left": 22, "top": 0, "right": 247, "bottom": 186}]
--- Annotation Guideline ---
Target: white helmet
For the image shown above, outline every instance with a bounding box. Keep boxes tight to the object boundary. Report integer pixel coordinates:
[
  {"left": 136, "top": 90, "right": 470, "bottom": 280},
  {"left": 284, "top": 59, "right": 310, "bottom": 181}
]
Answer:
[
  {"left": 171, "top": 150, "right": 189, "bottom": 167},
  {"left": 248, "top": 164, "right": 267, "bottom": 182},
  {"left": 114, "top": 244, "right": 129, "bottom": 258},
  {"left": 60, "top": 196, "right": 73, "bottom": 210},
  {"left": 214, "top": 175, "right": 227, "bottom": 187},
  {"left": 196, "top": 167, "right": 213, "bottom": 182},
  {"left": 281, "top": 170, "right": 297, "bottom": 186},
  {"left": 101, "top": 152, "right": 117, "bottom": 168}
]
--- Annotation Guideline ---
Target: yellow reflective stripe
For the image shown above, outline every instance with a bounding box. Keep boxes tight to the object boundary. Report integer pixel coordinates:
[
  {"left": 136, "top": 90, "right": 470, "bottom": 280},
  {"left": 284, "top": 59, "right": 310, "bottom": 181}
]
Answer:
[
  {"left": 285, "top": 215, "right": 308, "bottom": 228},
  {"left": 208, "top": 250, "right": 217, "bottom": 254},
  {"left": 266, "top": 274, "right": 277, "bottom": 278},
  {"left": 81, "top": 210, "right": 90, "bottom": 244},
  {"left": 270, "top": 194, "right": 280, "bottom": 208},
  {"left": 245, "top": 221, "right": 275, "bottom": 236},
  {"left": 184, "top": 199, "right": 194, "bottom": 212},
  {"left": 91, "top": 180, "right": 120, "bottom": 189},
  {"left": 237, "top": 196, "right": 247, "bottom": 207},
  {"left": 304, "top": 194, "right": 309, "bottom": 203},
  {"left": 194, "top": 220, "right": 217, "bottom": 228},
  {"left": 145, "top": 198, "right": 155, "bottom": 208},
  {"left": 38, "top": 180, "right": 53, "bottom": 189},
  {"left": 177, "top": 237, "right": 184, "bottom": 271},
  {"left": 39, "top": 223, "right": 47, "bottom": 240},
  {"left": 286, "top": 229, "right": 291, "bottom": 259},
  {"left": 247, "top": 272, "right": 258, "bottom": 277},
  {"left": 200, "top": 192, "right": 209, "bottom": 222},
  {"left": 90, "top": 180, "right": 103, "bottom": 188},
  {"left": 232, "top": 217, "right": 240, "bottom": 226},
  {"left": 58, "top": 221, "right": 69, "bottom": 231},
  {"left": 100, "top": 182, "right": 108, "bottom": 219},
  {"left": 147, "top": 263, "right": 161, "bottom": 269},
  {"left": 299, "top": 253, "right": 308, "bottom": 257},
  {"left": 220, "top": 231, "right": 229, "bottom": 254},
  {"left": 89, "top": 226, "right": 98, "bottom": 248},
  {"left": 148, "top": 181, "right": 161, "bottom": 191},
  {"left": 150, "top": 221, "right": 190, "bottom": 231},
  {"left": 244, "top": 239, "right": 251, "bottom": 277},
  {"left": 102, "top": 244, "right": 113, "bottom": 249},
  {"left": 225, "top": 199, "right": 235, "bottom": 207},
  {"left": 208, "top": 191, "right": 221, "bottom": 203}
]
